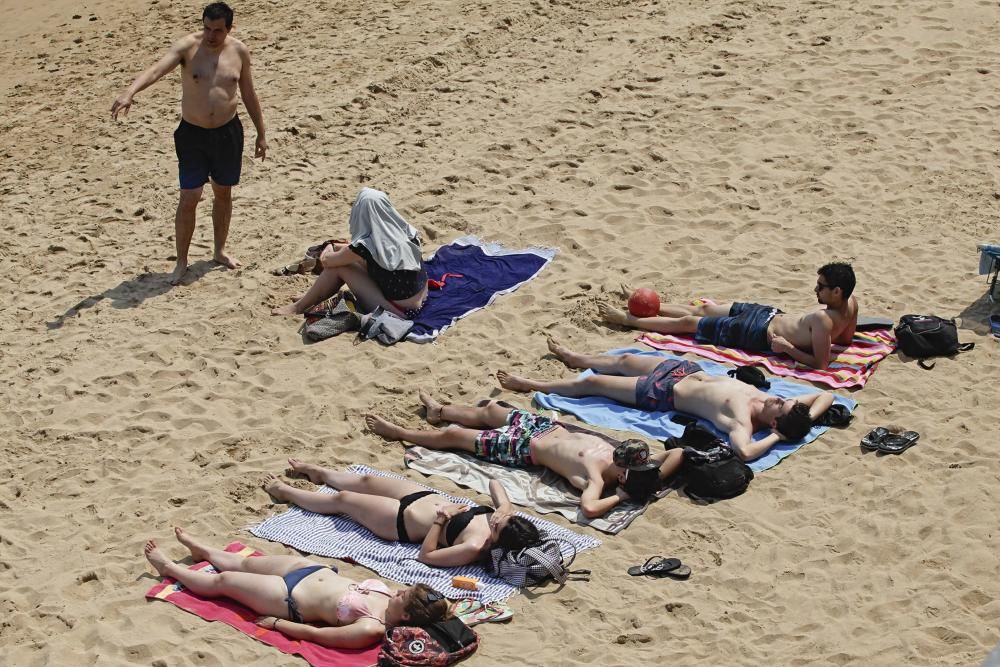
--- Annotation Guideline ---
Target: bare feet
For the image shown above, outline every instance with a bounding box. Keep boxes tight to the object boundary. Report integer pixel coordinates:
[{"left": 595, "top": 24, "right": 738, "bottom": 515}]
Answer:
[
  {"left": 546, "top": 337, "right": 586, "bottom": 369},
  {"left": 619, "top": 283, "right": 634, "bottom": 300},
  {"left": 598, "top": 303, "right": 631, "bottom": 325},
  {"left": 419, "top": 389, "right": 445, "bottom": 425},
  {"left": 144, "top": 539, "right": 173, "bottom": 576},
  {"left": 262, "top": 473, "right": 291, "bottom": 501},
  {"left": 213, "top": 252, "right": 241, "bottom": 270},
  {"left": 174, "top": 527, "right": 210, "bottom": 562},
  {"left": 365, "top": 414, "right": 405, "bottom": 440},
  {"left": 496, "top": 370, "right": 536, "bottom": 393},
  {"left": 271, "top": 303, "right": 301, "bottom": 316},
  {"left": 287, "top": 458, "right": 328, "bottom": 485},
  {"left": 169, "top": 261, "right": 188, "bottom": 286}
]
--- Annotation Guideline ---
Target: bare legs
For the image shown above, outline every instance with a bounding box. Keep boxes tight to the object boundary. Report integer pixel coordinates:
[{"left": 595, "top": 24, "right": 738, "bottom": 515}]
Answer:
[
  {"left": 261, "top": 460, "right": 433, "bottom": 541},
  {"left": 365, "top": 393, "right": 514, "bottom": 453},
  {"left": 496, "top": 338, "right": 676, "bottom": 405},
  {"left": 143, "top": 527, "right": 308, "bottom": 617},
  {"left": 211, "top": 183, "right": 240, "bottom": 270},
  {"left": 598, "top": 300, "right": 733, "bottom": 334},
  {"left": 171, "top": 183, "right": 240, "bottom": 285},
  {"left": 271, "top": 263, "right": 414, "bottom": 316},
  {"left": 172, "top": 187, "right": 201, "bottom": 285}
]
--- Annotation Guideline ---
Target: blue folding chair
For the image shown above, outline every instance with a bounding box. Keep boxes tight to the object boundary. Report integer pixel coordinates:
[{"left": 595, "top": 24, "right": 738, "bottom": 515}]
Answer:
[{"left": 977, "top": 243, "right": 1000, "bottom": 303}]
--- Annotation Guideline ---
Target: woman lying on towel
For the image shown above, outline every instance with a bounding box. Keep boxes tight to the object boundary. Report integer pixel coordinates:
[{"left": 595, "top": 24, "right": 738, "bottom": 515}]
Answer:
[
  {"left": 271, "top": 187, "right": 428, "bottom": 318},
  {"left": 263, "top": 459, "right": 541, "bottom": 568},
  {"left": 144, "top": 527, "right": 447, "bottom": 649}
]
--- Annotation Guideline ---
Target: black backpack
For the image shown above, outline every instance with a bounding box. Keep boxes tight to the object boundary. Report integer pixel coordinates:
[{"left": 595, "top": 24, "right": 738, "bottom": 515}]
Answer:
[
  {"left": 665, "top": 423, "right": 754, "bottom": 502},
  {"left": 894, "top": 314, "right": 974, "bottom": 369},
  {"left": 378, "top": 617, "right": 478, "bottom": 667}
]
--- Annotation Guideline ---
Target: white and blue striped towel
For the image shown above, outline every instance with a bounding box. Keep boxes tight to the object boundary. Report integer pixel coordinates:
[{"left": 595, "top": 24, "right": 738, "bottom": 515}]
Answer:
[{"left": 249, "top": 465, "right": 600, "bottom": 603}]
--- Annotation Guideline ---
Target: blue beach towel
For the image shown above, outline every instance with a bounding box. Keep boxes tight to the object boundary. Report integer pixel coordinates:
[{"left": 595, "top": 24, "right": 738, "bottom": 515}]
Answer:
[
  {"left": 533, "top": 349, "right": 857, "bottom": 473},
  {"left": 409, "top": 235, "right": 556, "bottom": 342}
]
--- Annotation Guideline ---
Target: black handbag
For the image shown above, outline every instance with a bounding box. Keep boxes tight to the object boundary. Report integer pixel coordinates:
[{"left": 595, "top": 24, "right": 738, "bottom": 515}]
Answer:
[{"left": 894, "top": 314, "right": 973, "bottom": 369}]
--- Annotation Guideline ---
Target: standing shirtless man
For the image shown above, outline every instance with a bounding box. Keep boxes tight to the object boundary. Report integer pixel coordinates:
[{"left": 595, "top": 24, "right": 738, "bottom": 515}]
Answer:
[
  {"left": 365, "top": 391, "right": 683, "bottom": 519},
  {"left": 111, "top": 2, "right": 266, "bottom": 284},
  {"left": 600, "top": 263, "right": 859, "bottom": 370}
]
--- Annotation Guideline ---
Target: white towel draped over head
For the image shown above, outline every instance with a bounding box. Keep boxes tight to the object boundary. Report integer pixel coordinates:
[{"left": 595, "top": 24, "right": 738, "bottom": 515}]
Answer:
[{"left": 348, "top": 187, "right": 423, "bottom": 271}]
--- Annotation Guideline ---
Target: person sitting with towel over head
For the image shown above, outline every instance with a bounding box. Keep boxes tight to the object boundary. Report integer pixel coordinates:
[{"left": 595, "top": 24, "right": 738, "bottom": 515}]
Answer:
[{"left": 272, "top": 187, "right": 428, "bottom": 318}]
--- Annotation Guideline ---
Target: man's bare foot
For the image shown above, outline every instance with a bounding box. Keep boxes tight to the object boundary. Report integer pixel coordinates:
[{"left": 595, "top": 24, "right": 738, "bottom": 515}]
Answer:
[
  {"left": 365, "top": 414, "right": 406, "bottom": 440},
  {"left": 546, "top": 337, "right": 586, "bottom": 369},
  {"left": 496, "top": 370, "right": 536, "bottom": 393},
  {"left": 419, "top": 389, "right": 445, "bottom": 425},
  {"left": 271, "top": 303, "right": 301, "bottom": 316},
  {"left": 287, "top": 458, "right": 327, "bottom": 485},
  {"left": 598, "top": 303, "right": 632, "bottom": 325},
  {"left": 262, "top": 473, "right": 292, "bottom": 501},
  {"left": 169, "top": 261, "right": 189, "bottom": 286},
  {"left": 144, "top": 539, "right": 173, "bottom": 576},
  {"left": 213, "top": 252, "right": 241, "bottom": 270},
  {"left": 174, "top": 527, "right": 210, "bottom": 562},
  {"left": 619, "top": 283, "right": 634, "bottom": 300}
]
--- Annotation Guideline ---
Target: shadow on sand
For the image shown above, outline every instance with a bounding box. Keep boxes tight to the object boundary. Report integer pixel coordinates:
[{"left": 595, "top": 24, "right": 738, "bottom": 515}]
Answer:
[{"left": 46, "top": 260, "right": 222, "bottom": 330}]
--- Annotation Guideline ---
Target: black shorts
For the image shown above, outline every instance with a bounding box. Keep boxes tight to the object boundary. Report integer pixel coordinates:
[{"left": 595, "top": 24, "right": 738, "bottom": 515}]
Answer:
[{"left": 174, "top": 115, "right": 244, "bottom": 189}]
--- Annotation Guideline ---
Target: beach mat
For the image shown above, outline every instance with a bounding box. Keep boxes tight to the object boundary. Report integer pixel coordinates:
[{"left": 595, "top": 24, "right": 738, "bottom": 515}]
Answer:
[
  {"left": 404, "top": 446, "right": 670, "bottom": 535},
  {"left": 533, "top": 349, "right": 857, "bottom": 473},
  {"left": 638, "top": 328, "right": 895, "bottom": 389},
  {"left": 409, "top": 235, "right": 555, "bottom": 342},
  {"left": 145, "top": 542, "right": 380, "bottom": 667},
  {"left": 250, "top": 465, "right": 599, "bottom": 603}
]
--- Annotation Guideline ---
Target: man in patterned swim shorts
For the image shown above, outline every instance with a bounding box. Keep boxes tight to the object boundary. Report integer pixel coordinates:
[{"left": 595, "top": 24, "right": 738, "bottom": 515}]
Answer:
[
  {"left": 495, "top": 338, "right": 835, "bottom": 462},
  {"left": 366, "top": 391, "right": 684, "bottom": 519},
  {"left": 598, "top": 263, "right": 860, "bottom": 370}
]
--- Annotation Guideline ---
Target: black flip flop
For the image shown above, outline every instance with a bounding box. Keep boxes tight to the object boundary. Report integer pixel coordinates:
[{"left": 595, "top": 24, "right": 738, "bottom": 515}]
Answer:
[
  {"left": 860, "top": 427, "right": 889, "bottom": 451},
  {"left": 627, "top": 556, "right": 691, "bottom": 580},
  {"left": 877, "top": 431, "right": 919, "bottom": 455}
]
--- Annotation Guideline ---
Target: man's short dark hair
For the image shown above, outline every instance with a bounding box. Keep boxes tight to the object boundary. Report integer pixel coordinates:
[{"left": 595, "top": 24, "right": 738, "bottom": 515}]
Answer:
[
  {"left": 203, "top": 2, "right": 234, "bottom": 27},
  {"left": 818, "top": 262, "right": 856, "bottom": 298},
  {"left": 775, "top": 402, "right": 812, "bottom": 441},
  {"left": 622, "top": 467, "right": 661, "bottom": 503}
]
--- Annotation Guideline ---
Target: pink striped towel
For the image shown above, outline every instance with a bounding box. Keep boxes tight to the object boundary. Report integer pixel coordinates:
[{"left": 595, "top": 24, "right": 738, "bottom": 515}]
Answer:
[
  {"left": 145, "top": 542, "right": 380, "bottom": 667},
  {"left": 638, "top": 329, "right": 896, "bottom": 389}
]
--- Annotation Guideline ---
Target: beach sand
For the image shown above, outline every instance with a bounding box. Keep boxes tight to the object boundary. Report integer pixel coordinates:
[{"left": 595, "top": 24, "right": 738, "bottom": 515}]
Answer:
[{"left": 1, "top": 0, "right": 998, "bottom": 664}]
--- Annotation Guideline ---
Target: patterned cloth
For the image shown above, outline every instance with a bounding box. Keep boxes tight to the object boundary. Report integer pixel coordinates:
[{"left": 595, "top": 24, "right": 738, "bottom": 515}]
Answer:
[
  {"left": 639, "top": 328, "right": 896, "bottom": 389},
  {"left": 249, "top": 465, "right": 600, "bottom": 603},
  {"left": 474, "top": 409, "right": 557, "bottom": 467}
]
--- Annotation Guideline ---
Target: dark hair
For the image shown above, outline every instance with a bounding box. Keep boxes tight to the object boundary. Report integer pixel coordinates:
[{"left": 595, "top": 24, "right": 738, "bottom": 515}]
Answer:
[
  {"left": 622, "top": 467, "right": 662, "bottom": 503},
  {"left": 775, "top": 402, "right": 812, "bottom": 441},
  {"left": 203, "top": 2, "right": 234, "bottom": 27},
  {"left": 496, "top": 515, "right": 541, "bottom": 551},
  {"left": 402, "top": 584, "right": 449, "bottom": 626},
  {"left": 818, "top": 262, "right": 856, "bottom": 298}
]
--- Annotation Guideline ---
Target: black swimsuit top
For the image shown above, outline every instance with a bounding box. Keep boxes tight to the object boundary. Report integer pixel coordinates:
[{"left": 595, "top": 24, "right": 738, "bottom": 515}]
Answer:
[{"left": 445, "top": 506, "right": 494, "bottom": 546}]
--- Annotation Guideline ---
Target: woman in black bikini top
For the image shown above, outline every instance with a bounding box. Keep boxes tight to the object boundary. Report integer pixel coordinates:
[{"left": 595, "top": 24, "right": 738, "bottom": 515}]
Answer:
[{"left": 263, "top": 458, "right": 542, "bottom": 568}]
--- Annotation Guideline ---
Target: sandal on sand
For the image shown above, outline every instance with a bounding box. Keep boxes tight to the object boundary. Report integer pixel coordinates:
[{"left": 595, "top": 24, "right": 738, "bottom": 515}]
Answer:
[
  {"left": 449, "top": 599, "right": 513, "bottom": 626},
  {"left": 860, "top": 426, "right": 889, "bottom": 451},
  {"left": 878, "top": 431, "right": 920, "bottom": 455},
  {"left": 271, "top": 257, "right": 317, "bottom": 276},
  {"left": 627, "top": 556, "right": 690, "bottom": 580}
]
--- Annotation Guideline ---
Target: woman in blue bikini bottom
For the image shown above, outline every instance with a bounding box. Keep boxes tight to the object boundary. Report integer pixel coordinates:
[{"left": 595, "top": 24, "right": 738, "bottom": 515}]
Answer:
[{"left": 143, "top": 526, "right": 447, "bottom": 649}]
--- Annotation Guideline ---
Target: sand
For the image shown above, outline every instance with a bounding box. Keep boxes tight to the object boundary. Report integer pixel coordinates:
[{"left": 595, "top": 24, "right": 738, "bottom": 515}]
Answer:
[{"left": 1, "top": 0, "right": 999, "bottom": 664}]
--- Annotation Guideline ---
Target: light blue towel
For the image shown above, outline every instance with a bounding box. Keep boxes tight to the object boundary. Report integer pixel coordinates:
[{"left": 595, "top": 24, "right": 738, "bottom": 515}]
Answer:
[{"left": 532, "top": 348, "right": 857, "bottom": 473}]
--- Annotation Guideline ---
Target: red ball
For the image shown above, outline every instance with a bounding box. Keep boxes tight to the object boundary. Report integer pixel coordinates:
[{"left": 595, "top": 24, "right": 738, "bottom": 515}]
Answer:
[{"left": 628, "top": 288, "right": 661, "bottom": 318}]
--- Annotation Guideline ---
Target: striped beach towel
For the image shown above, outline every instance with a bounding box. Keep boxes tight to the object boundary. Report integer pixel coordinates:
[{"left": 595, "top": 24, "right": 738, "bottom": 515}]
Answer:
[
  {"left": 145, "top": 542, "right": 380, "bottom": 667},
  {"left": 638, "top": 329, "right": 896, "bottom": 389},
  {"left": 250, "top": 465, "right": 599, "bottom": 604}
]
